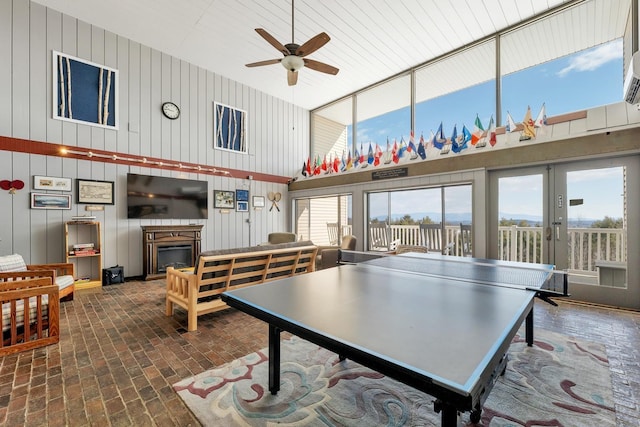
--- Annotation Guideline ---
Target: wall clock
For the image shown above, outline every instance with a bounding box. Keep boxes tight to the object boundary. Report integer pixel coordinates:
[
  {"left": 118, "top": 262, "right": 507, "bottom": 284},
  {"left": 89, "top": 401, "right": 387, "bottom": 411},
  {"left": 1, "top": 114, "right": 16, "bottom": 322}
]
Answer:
[{"left": 161, "top": 102, "right": 180, "bottom": 119}]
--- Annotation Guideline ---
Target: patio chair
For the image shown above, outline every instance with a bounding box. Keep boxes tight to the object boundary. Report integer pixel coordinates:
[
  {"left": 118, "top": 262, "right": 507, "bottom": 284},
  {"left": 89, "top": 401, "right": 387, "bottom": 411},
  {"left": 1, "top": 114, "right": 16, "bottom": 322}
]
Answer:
[
  {"left": 460, "top": 223, "right": 472, "bottom": 257},
  {"left": 369, "top": 223, "right": 389, "bottom": 251},
  {"left": 326, "top": 223, "right": 339, "bottom": 246},
  {"left": 419, "top": 223, "right": 443, "bottom": 252}
]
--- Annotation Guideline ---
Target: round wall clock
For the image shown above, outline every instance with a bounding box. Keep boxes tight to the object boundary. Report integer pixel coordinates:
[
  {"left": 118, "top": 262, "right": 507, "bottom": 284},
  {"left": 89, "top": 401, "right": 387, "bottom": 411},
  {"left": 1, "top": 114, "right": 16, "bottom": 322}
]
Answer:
[{"left": 161, "top": 102, "right": 180, "bottom": 119}]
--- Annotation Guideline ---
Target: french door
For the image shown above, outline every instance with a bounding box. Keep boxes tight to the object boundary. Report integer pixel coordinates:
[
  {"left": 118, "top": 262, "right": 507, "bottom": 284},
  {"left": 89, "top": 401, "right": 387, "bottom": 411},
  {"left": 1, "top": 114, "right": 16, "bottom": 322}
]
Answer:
[{"left": 489, "top": 156, "right": 639, "bottom": 309}]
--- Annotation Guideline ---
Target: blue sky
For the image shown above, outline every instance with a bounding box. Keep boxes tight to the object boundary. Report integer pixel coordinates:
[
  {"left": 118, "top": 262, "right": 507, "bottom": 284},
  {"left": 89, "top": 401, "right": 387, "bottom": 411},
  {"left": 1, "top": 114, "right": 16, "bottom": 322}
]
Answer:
[{"left": 358, "top": 39, "right": 625, "bottom": 221}]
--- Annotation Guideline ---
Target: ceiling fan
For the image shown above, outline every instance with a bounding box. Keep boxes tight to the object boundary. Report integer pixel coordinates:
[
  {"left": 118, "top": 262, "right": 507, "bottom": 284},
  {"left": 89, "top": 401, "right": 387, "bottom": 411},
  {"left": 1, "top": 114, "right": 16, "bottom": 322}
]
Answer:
[{"left": 245, "top": 0, "right": 339, "bottom": 86}]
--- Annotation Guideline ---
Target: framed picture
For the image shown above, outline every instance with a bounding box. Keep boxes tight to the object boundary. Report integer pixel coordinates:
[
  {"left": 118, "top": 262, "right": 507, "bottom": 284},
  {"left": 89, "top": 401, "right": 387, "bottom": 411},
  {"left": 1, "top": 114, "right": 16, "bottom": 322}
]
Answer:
[
  {"left": 53, "top": 51, "right": 119, "bottom": 129},
  {"left": 77, "top": 179, "right": 114, "bottom": 204},
  {"left": 236, "top": 201, "right": 249, "bottom": 212},
  {"left": 31, "top": 193, "right": 72, "bottom": 210},
  {"left": 214, "top": 190, "right": 235, "bottom": 209},
  {"left": 236, "top": 189, "right": 249, "bottom": 202},
  {"left": 253, "top": 196, "right": 265, "bottom": 207},
  {"left": 214, "top": 102, "right": 247, "bottom": 154},
  {"left": 33, "top": 175, "right": 72, "bottom": 192}
]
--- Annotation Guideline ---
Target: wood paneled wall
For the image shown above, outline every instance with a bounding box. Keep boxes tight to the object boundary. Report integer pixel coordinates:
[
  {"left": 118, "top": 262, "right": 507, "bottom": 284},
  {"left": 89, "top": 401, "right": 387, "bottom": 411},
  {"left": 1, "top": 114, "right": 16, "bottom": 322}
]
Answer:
[{"left": 0, "top": 0, "right": 309, "bottom": 277}]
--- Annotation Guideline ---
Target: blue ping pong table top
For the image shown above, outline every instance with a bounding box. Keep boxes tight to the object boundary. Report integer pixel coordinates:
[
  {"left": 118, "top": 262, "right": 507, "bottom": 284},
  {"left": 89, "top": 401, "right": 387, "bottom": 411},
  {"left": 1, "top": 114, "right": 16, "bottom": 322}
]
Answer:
[{"left": 222, "top": 253, "right": 552, "bottom": 400}]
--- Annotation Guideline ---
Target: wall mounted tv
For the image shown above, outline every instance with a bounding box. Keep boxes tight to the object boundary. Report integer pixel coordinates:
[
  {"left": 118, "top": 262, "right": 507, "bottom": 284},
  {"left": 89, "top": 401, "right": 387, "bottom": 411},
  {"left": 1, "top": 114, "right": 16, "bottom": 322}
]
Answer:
[{"left": 127, "top": 173, "right": 208, "bottom": 219}]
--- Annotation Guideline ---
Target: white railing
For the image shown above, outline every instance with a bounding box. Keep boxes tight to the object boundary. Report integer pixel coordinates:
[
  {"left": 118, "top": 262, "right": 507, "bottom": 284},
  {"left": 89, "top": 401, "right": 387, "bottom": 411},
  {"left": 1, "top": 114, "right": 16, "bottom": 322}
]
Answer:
[
  {"left": 376, "top": 224, "right": 626, "bottom": 271},
  {"left": 497, "top": 225, "right": 544, "bottom": 264}
]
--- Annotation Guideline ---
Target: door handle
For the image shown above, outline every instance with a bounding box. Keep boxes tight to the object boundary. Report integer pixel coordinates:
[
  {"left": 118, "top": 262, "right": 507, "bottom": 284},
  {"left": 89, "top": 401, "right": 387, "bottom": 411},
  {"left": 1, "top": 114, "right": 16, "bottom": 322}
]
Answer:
[{"left": 556, "top": 226, "right": 560, "bottom": 240}]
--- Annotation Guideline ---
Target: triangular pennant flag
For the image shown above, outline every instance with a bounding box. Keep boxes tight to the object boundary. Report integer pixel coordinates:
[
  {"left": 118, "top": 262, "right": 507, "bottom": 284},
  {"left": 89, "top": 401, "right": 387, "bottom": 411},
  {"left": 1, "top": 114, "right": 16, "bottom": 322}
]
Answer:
[{"left": 520, "top": 106, "right": 536, "bottom": 141}]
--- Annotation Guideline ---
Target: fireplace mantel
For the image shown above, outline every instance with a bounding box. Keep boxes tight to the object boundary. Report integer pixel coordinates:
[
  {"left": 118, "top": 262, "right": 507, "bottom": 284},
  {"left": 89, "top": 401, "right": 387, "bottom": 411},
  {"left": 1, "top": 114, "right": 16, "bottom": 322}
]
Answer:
[{"left": 141, "top": 225, "right": 203, "bottom": 280}]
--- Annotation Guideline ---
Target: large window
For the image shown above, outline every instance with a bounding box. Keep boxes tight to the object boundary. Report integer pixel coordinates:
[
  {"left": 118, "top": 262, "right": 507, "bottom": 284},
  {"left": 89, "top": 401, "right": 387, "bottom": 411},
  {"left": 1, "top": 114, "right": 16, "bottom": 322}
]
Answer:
[
  {"left": 312, "top": 98, "right": 352, "bottom": 168},
  {"left": 415, "top": 40, "right": 496, "bottom": 149},
  {"left": 356, "top": 75, "right": 411, "bottom": 154},
  {"left": 295, "top": 195, "right": 352, "bottom": 246},
  {"left": 501, "top": 0, "right": 625, "bottom": 123},
  {"left": 311, "top": 0, "right": 629, "bottom": 153},
  {"left": 367, "top": 184, "right": 470, "bottom": 253}
]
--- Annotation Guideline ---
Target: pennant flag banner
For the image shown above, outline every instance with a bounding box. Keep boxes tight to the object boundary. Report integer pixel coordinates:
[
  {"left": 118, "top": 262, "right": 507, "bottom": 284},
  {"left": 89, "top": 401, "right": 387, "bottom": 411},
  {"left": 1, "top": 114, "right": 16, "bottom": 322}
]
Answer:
[
  {"left": 295, "top": 104, "right": 549, "bottom": 179},
  {"left": 432, "top": 122, "right": 446, "bottom": 150},
  {"left": 417, "top": 133, "right": 427, "bottom": 160}
]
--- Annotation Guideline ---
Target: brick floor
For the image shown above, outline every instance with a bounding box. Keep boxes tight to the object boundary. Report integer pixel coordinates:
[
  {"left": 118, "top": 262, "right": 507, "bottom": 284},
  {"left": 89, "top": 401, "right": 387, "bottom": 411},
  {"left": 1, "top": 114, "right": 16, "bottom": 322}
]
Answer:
[{"left": 0, "top": 279, "right": 638, "bottom": 426}]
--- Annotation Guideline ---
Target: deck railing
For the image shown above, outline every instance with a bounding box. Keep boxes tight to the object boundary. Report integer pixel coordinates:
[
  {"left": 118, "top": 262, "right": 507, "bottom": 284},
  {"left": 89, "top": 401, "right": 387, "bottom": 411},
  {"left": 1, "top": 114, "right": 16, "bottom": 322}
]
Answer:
[{"left": 373, "top": 224, "right": 626, "bottom": 271}]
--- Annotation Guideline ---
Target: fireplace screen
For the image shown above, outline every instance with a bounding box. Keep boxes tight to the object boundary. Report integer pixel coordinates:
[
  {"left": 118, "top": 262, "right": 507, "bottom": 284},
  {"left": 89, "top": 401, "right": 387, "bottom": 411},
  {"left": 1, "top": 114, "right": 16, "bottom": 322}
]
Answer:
[{"left": 157, "top": 245, "right": 192, "bottom": 273}]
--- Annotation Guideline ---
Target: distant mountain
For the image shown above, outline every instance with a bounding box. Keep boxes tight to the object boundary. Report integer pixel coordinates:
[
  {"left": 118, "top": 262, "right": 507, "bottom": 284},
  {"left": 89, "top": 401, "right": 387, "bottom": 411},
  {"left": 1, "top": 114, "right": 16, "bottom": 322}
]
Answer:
[
  {"left": 371, "top": 212, "right": 471, "bottom": 224},
  {"left": 371, "top": 212, "right": 599, "bottom": 227}
]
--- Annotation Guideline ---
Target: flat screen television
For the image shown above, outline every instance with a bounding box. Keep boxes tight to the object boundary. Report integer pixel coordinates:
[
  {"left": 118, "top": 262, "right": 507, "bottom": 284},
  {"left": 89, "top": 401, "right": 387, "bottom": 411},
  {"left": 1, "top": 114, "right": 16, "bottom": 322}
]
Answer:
[{"left": 127, "top": 173, "right": 208, "bottom": 219}]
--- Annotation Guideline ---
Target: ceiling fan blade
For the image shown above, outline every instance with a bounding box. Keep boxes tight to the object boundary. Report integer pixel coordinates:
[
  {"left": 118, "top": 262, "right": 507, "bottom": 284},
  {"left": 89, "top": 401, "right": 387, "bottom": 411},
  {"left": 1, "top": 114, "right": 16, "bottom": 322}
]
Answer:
[
  {"left": 303, "top": 58, "right": 339, "bottom": 75},
  {"left": 295, "top": 32, "right": 330, "bottom": 57},
  {"left": 255, "top": 28, "right": 289, "bottom": 56},
  {"left": 287, "top": 70, "right": 298, "bottom": 86},
  {"left": 245, "top": 59, "right": 281, "bottom": 67}
]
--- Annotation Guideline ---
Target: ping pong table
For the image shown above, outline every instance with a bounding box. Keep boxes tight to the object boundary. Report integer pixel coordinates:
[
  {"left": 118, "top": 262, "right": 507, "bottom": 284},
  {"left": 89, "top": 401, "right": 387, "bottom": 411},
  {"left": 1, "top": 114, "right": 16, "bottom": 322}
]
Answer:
[{"left": 220, "top": 251, "right": 568, "bottom": 426}]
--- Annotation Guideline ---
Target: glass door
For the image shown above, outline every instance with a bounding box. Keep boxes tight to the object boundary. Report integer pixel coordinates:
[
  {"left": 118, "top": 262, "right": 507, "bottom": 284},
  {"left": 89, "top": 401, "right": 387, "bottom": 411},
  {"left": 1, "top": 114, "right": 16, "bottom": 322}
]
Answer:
[
  {"left": 490, "top": 157, "right": 639, "bottom": 309},
  {"left": 489, "top": 167, "right": 548, "bottom": 264},
  {"left": 552, "top": 161, "right": 630, "bottom": 307}
]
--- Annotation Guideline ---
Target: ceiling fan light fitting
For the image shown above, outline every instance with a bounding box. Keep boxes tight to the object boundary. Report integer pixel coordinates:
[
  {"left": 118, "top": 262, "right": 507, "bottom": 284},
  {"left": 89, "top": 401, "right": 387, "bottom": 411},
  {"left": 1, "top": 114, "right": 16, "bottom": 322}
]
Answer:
[{"left": 281, "top": 55, "right": 304, "bottom": 72}]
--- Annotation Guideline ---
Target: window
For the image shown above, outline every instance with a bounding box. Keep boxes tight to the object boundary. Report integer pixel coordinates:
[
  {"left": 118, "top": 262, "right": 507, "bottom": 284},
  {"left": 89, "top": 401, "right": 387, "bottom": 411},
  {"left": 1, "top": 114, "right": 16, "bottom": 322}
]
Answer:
[
  {"left": 356, "top": 75, "right": 411, "bottom": 155},
  {"left": 312, "top": 98, "right": 352, "bottom": 165},
  {"left": 415, "top": 41, "right": 496, "bottom": 146},
  {"left": 367, "top": 184, "right": 470, "bottom": 252},
  {"left": 295, "top": 195, "right": 352, "bottom": 246}
]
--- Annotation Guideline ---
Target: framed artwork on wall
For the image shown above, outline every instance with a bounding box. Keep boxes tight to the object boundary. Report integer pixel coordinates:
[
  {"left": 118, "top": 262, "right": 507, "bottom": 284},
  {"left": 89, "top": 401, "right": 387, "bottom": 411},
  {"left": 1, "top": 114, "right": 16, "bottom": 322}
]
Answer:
[
  {"left": 214, "top": 102, "right": 247, "bottom": 154},
  {"left": 236, "top": 189, "right": 249, "bottom": 202},
  {"left": 33, "top": 175, "right": 72, "bottom": 192},
  {"left": 31, "top": 193, "right": 72, "bottom": 210},
  {"left": 236, "top": 201, "right": 249, "bottom": 212},
  {"left": 252, "top": 196, "right": 265, "bottom": 208},
  {"left": 214, "top": 190, "right": 235, "bottom": 209},
  {"left": 77, "top": 179, "right": 114, "bottom": 204},
  {"left": 52, "top": 51, "right": 119, "bottom": 129}
]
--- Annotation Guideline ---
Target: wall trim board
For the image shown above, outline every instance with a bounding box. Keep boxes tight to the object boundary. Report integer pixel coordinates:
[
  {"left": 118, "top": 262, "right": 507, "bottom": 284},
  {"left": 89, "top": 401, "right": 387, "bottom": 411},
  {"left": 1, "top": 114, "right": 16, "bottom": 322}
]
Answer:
[
  {"left": 290, "top": 124, "right": 640, "bottom": 191},
  {"left": 0, "top": 135, "right": 290, "bottom": 184}
]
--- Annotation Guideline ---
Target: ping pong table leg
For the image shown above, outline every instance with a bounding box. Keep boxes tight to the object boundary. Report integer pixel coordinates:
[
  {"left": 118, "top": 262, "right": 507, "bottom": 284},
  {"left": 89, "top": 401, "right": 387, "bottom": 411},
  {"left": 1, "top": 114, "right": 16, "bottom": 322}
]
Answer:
[
  {"left": 268, "top": 324, "right": 281, "bottom": 395},
  {"left": 436, "top": 401, "right": 459, "bottom": 427},
  {"left": 526, "top": 308, "right": 534, "bottom": 347}
]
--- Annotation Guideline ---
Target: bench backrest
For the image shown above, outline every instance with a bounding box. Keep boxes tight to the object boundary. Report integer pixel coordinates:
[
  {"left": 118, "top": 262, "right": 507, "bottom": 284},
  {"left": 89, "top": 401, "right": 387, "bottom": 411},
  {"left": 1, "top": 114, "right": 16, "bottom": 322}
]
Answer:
[{"left": 195, "top": 245, "right": 317, "bottom": 296}]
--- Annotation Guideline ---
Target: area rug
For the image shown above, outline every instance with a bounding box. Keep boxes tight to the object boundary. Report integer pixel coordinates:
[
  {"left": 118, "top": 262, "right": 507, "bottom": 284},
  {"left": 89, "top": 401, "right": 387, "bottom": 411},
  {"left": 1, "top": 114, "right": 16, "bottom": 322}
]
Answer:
[{"left": 174, "top": 329, "right": 615, "bottom": 426}]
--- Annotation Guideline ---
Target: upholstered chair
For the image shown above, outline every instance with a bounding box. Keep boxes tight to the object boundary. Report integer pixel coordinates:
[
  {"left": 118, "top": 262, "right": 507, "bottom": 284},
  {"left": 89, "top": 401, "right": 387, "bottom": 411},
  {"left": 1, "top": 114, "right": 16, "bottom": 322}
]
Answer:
[
  {"left": 265, "top": 232, "right": 297, "bottom": 245},
  {"left": 316, "top": 235, "right": 357, "bottom": 269}
]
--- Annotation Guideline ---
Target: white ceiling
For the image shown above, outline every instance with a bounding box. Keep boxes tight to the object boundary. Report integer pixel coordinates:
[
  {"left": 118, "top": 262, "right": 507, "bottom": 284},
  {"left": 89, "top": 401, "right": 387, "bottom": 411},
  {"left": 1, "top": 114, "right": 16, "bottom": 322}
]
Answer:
[{"left": 33, "top": 0, "right": 629, "bottom": 112}]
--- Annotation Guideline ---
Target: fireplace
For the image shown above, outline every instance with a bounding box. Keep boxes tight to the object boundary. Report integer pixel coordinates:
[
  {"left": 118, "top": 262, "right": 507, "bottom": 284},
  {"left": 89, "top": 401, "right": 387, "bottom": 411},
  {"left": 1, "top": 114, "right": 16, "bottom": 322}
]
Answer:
[
  {"left": 141, "top": 225, "right": 203, "bottom": 280},
  {"left": 157, "top": 245, "right": 192, "bottom": 273}
]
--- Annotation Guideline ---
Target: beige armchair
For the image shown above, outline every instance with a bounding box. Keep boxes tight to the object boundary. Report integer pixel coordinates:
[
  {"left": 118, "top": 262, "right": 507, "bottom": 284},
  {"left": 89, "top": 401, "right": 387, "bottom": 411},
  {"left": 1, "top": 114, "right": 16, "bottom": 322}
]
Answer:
[
  {"left": 316, "top": 235, "right": 357, "bottom": 269},
  {"left": 264, "top": 232, "right": 297, "bottom": 245}
]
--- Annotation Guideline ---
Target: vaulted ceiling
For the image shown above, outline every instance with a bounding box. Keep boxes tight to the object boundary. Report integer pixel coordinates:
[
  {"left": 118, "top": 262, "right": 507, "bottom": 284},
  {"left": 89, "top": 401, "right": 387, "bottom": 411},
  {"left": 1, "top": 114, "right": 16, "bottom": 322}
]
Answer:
[{"left": 33, "top": 0, "right": 631, "bottom": 111}]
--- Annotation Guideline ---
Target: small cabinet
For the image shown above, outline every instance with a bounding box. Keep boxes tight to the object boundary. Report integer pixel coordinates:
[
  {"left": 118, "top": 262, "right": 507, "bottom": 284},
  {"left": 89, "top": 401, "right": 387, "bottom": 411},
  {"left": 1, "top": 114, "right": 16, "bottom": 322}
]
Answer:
[{"left": 65, "top": 220, "right": 102, "bottom": 289}]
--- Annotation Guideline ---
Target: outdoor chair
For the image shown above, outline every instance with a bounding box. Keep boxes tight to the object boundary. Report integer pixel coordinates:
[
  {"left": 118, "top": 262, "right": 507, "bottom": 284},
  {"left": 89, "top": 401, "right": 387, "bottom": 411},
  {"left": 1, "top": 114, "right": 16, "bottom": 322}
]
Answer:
[{"left": 460, "top": 224, "right": 472, "bottom": 257}]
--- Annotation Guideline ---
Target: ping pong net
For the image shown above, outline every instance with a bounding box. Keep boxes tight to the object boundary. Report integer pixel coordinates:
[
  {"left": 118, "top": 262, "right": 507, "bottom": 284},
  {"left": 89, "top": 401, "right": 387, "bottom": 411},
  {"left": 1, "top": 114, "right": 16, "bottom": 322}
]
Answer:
[{"left": 339, "top": 249, "right": 569, "bottom": 300}]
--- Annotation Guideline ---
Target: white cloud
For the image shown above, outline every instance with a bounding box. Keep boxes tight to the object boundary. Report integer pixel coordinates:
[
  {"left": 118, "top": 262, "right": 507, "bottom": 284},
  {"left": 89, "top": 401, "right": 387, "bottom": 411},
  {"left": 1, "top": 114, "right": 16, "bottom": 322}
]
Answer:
[{"left": 557, "top": 39, "right": 622, "bottom": 77}]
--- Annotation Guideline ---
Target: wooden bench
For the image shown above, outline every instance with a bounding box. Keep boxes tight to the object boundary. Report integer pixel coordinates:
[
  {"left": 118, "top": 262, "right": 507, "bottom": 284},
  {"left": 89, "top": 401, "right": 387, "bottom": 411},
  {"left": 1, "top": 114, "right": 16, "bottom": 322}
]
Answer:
[
  {"left": 166, "top": 245, "right": 318, "bottom": 331},
  {"left": 1, "top": 277, "right": 60, "bottom": 356}
]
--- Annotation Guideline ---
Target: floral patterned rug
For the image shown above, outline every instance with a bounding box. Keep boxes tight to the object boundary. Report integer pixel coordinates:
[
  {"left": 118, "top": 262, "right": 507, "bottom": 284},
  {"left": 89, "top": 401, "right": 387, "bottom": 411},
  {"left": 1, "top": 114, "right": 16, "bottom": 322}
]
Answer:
[{"left": 174, "top": 329, "right": 615, "bottom": 426}]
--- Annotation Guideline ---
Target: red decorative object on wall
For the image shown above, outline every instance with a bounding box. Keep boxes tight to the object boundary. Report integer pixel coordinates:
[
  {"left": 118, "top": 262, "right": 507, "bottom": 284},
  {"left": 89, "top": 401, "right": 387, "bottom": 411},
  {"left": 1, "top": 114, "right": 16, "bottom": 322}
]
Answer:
[{"left": 0, "top": 179, "right": 25, "bottom": 194}]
